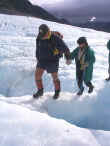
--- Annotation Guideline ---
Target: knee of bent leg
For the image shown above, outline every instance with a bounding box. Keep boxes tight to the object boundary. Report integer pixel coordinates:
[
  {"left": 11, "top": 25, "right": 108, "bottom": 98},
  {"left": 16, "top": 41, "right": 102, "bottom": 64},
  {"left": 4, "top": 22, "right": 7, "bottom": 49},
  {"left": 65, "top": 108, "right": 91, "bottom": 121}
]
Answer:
[
  {"left": 52, "top": 74, "right": 59, "bottom": 82},
  {"left": 84, "top": 81, "right": 89, "bottom": 86},
  {"left": 53, "top": 77, "right": 60, "bottom": 83}
]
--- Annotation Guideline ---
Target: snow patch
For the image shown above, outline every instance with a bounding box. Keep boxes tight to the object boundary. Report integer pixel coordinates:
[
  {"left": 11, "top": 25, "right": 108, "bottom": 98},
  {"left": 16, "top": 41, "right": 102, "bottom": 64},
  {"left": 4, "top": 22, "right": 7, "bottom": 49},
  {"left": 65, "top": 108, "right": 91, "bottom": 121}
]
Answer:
[{"left": 0, "top": 14, "right": 110, "bottom": 145}]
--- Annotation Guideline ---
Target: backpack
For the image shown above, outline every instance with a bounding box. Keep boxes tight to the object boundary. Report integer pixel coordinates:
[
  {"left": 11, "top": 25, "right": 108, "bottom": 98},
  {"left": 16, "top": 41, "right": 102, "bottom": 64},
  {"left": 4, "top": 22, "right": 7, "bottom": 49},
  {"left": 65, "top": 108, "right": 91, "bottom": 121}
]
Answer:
[
  {"left": 37, "top": 31, "right": 64, "bottom": 58},
  {"left": 51, "top": 31, "right": 63, "bottom": 39}
]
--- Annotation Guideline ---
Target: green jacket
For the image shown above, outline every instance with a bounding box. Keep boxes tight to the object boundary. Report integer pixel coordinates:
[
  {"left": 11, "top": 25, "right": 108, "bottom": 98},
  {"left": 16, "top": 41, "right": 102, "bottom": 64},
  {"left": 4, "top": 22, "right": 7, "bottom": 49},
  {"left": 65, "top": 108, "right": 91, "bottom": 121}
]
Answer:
[
  {"left": 107, "top": 40, "right": 110, "bottom": 63},
  {"left": 70, "top": 47, "right": 95, "bottom": 83}
]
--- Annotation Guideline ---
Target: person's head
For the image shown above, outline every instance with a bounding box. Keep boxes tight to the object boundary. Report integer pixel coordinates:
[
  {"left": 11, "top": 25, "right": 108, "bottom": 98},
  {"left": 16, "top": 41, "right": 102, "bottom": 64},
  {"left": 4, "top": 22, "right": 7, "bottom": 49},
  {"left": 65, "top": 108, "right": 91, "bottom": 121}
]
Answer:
[
  {"left": 38, "top": 24, "right": 50, "bottom": 39},
  {"left": 77, "top": 37, "right": 88, "bottom": 49}
]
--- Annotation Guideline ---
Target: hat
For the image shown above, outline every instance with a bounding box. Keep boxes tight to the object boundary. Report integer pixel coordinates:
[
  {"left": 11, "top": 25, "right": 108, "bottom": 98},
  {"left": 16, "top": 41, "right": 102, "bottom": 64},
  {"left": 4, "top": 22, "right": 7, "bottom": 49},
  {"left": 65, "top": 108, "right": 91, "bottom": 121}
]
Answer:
[
  {"left": 39, "top": 24, "right": 49, "bottom": 38},
  {"left": 77, "top": 37, "right": 87, "bottom": 45}
]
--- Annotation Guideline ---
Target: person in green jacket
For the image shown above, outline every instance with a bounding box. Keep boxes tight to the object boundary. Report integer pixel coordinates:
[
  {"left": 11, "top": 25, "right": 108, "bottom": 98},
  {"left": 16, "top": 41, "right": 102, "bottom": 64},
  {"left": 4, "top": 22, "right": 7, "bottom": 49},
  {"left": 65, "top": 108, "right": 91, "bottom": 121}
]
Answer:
[
  {"left": 106, "top": 40, "right": 110, "bottom": 81},
  {"left": 70, "top": 37, "right": 95, "bottom": 96}
]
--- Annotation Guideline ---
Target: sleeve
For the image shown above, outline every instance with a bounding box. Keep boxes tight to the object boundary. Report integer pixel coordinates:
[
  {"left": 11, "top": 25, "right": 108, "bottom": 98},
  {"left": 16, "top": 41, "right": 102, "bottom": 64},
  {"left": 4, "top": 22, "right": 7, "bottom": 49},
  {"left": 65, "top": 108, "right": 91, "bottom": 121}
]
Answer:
[
  {"left": 107, "top": 40, "right": 110, "bottom": 51},
  {"left": 88, "top": 50, "right": 96, "bottom": 65},
  {"left": 52, "top": 35, "right": 71, "bottom": 60},
  {"left": 36, "top": 38, "right": 39, "bottom": 59},
  {"left": 70, "top": 49, "right": 77, "bottom": 60}
]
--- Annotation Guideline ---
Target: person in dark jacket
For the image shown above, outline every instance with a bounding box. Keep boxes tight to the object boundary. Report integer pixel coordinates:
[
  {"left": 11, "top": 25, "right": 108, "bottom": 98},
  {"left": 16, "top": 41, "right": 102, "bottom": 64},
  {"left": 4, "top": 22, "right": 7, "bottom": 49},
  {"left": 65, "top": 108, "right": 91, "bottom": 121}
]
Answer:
[
  {"left": 70, "top": 37, "right": 95, "bottom": 96},
  {"left": 106, "top": 40, "right": 110, "bottom": 81},
  {"left": 33, "top": 24, "right": 70, "bottom": 99}
]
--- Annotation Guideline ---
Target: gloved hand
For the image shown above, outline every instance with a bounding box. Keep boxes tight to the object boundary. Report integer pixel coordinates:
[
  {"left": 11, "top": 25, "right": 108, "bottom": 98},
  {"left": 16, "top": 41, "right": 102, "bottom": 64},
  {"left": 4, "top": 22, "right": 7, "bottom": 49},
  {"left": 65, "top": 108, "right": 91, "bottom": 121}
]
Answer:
[{"left": 66, "top": 60, "right": 72, "bottom": 65}]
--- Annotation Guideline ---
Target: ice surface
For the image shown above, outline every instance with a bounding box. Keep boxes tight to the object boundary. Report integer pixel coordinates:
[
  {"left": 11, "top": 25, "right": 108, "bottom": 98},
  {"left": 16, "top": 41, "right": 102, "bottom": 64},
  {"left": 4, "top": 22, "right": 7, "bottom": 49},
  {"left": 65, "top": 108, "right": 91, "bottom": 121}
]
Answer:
[{"left": 0, "top": 14, "right": 110, "bottom": 146}]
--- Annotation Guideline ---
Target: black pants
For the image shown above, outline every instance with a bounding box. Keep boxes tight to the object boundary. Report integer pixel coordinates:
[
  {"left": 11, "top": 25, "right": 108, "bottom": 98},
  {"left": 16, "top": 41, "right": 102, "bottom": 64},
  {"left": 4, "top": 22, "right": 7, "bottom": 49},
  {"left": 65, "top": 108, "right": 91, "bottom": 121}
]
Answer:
[{"left": 37, "top": 60, "right": 59, "bottom": 73}]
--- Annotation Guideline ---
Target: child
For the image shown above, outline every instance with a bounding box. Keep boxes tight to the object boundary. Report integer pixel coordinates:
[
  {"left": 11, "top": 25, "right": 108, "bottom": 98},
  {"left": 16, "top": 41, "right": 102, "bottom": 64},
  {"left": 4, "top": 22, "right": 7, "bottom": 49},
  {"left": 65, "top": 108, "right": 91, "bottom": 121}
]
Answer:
[{"left": 70, "top": 37, "right": 95, "bottom": 96}]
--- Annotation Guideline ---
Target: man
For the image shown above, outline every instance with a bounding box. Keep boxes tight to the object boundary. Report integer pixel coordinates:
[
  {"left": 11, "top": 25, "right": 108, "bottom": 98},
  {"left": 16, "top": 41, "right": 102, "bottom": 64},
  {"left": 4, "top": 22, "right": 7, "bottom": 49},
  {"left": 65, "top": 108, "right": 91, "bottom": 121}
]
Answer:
[
  {"left": 70, "top": 37, "right": 95, "bottom": 96},
  {"left": 33, "top": 24, "right": 70, "bottom": 99},
  {"left": 106, "top": 40, "right": 110, "bottom": 81}
]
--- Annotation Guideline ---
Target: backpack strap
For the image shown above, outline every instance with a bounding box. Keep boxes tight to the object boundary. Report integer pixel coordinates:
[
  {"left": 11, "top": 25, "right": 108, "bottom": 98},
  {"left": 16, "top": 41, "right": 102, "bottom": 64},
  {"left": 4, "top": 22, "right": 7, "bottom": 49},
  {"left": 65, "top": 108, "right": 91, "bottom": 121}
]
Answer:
[{"left": 51, "top": 31, "right": 63, "bottom": 39}]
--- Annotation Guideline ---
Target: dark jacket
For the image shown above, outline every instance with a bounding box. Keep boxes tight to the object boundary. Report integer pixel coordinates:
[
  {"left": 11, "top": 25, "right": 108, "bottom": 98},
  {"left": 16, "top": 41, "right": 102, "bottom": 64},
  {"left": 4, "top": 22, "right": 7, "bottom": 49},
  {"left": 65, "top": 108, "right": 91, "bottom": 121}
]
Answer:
[
  {"left": 107, "top": 40, "right": 110, "bottom": 63},
  {"left": 71, "top": 47, "right": 95, "bottom": 82},
  {"left": 36, "top": 34, "right": 70, "bottom": 62}
]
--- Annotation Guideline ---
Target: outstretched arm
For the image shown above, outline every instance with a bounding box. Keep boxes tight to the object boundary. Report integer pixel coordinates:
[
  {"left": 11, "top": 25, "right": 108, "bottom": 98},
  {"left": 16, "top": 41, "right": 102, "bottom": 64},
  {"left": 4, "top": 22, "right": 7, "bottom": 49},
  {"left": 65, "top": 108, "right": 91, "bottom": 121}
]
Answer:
[
  {"left": 70, "top": 49, "right": 77, "bottom": 60},
  {"left": 107, "top": 40, "right": 110, "bottom": 51},
  {"left": 36, "top": 38, "right": 39, "bottom": 60},
  {"left": 53, "top": 35, "right": 71, "bottom": 60}
]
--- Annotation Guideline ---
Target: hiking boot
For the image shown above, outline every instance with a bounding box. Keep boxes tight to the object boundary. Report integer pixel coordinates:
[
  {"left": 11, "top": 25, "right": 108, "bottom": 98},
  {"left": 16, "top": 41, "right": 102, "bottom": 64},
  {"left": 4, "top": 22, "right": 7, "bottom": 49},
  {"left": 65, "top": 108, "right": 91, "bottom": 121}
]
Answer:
[
  {"left": 77, "top": 87, "right": 84, "bottom": 96},
  {"left": 33, "top": 88, "right": 43, "bottom": 99},
  {"left": 105, "top": 77, "right": 110, "bottom": 81},
  {"left": 53, "top": 90, "right": 60, "bottom": 100},
  {"left": 88, "top": 86, "right": 94, "bottom": 94}
]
